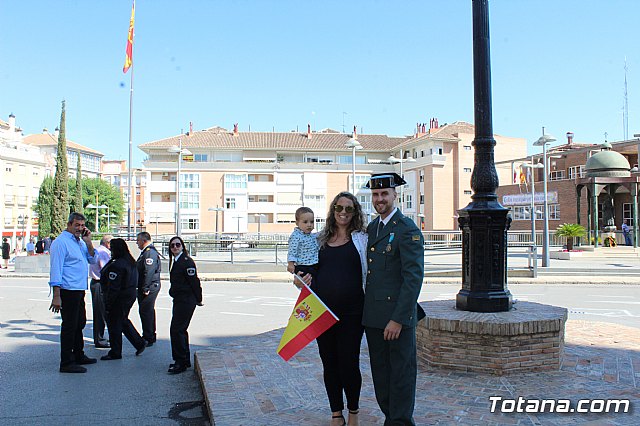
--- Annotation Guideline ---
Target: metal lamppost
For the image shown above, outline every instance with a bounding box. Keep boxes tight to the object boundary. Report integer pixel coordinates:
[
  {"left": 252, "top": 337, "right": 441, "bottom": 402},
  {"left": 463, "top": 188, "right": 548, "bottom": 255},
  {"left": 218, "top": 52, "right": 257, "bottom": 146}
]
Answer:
[
  {"left": 521, "top": 161, "right": 544, "bottom": 268},
  {"left": 254, "top": 213, "right": 265, "bottom": 239},
  {"left": 345, "top": 138, "right": 363, "bottom": 193},
  {"left": 456, "top": 0, "right": 512, "bottom": 312},
  {"left": 533, "top": 133, "right": 557, "bottom": 267},
  {"left": 208, "top": 206, "right": 224, "bottom": 238},
  {"left": 168, "top": 137, "right": 192, "bottom": 237},
  {"left": 18, "top": 214, "right": 28, "bottom": 240},
  {"left": 233, "top": 216, "right": 243, "bottom": 233},
  {"left": 101, "top": 212, "right": 116, "bottom": 232},
  {"left": 388, "top": 150, "right": 415, "bottom": 211}
]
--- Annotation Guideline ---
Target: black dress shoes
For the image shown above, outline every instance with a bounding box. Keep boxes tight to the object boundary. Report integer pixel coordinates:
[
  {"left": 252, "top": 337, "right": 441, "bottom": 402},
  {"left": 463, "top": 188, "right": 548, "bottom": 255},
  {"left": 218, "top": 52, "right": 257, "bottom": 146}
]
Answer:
[
  {"left": 60, "top": 364, "right": 87, "bottom": 373},
  {"left": 100, "top": 354, "right": 122, "bottom": 360},
  {"left": 168, "top": 363, "right": 189, "bottom": 374},
  {"left": 95, "top": 341, "right": 110, "bottom": 348},
  {"left": 76, "top": 355, "right": 97, "bottom": 365},
  {"left": 135, "top": 341, "right": 147, "bottom": 356}
]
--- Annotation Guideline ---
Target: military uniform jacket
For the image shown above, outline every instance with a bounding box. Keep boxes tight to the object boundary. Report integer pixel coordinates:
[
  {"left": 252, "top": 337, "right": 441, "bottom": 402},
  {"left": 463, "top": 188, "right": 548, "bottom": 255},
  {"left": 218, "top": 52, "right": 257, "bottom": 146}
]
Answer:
[
  {"left": 136, "top": 245, "right": 161, "bottom": 292},
  {"left": 362, "top": 210, "right": 425, "bottom": 330},
  {"left": 100, "top": 258, "right": 138, "bottom": 310},
  {"left": 169, "top": 255, "right": 202, "bottom": 304}
]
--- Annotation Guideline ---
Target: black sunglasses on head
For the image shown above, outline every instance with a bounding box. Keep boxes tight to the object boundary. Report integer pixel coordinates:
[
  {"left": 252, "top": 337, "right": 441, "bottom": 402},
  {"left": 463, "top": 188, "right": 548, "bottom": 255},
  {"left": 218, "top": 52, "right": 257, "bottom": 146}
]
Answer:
[
  {"left": 170, "top": 242, "right": 182, "bottom": 248},
  {"left": 334, "top": 205, "right": 355, "bottom": 213}
]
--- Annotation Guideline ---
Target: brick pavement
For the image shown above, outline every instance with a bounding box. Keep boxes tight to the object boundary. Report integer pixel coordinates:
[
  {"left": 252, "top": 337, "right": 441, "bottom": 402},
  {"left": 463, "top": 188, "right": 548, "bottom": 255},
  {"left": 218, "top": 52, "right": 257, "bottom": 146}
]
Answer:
[{"left": 196, "top": 319, "right": 639, "bottom": 425}]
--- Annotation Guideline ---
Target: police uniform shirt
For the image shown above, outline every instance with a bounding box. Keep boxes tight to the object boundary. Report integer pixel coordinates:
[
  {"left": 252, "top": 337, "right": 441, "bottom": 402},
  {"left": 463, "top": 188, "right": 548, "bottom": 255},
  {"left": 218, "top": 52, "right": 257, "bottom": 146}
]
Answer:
[
  {"left": 100, "top": 258, "right": 138, "bottom": 309},
  {"left": 169, "top": 253, "right": 202, "bottom": 304},
  {"left": 136, "top": 244, "right": 161, "bottom": 292}
]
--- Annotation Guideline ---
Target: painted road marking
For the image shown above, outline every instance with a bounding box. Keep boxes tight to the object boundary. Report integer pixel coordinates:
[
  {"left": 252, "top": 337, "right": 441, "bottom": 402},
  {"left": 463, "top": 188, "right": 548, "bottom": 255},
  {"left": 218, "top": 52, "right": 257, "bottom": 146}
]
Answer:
[{"left": 219, "top": 311, "right": 264, "bottom": 317}]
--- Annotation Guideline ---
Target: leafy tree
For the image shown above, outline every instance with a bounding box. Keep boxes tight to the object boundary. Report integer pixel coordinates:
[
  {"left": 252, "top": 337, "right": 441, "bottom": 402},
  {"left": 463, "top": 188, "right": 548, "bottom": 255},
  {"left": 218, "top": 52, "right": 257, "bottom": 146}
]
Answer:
[
  {"left": 82, "top": 178, "right": 125, "bottom": 233},
  {"left": 70, "top": 152, "right": 83, "bottom": 214},
  {"left": 51, "top": 100, "right": 69, "bottom": 234},
  {"left": 34, "top": 176, "right": 55, "bottom": 238}
]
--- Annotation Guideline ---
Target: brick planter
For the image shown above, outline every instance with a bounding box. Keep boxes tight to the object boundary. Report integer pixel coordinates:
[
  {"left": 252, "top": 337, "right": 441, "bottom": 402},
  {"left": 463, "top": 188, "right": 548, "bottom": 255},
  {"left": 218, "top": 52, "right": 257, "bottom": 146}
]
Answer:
[{"left": 416, "top": 300, "right": 567, "bottom": 375}]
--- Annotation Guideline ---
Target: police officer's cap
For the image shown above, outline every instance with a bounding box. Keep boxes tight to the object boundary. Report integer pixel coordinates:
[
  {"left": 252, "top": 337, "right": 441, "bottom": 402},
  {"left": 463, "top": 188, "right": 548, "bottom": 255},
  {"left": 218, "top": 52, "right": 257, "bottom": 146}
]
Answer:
[{"left": 365, "top": 173, "right": 406, "bottom": 189}]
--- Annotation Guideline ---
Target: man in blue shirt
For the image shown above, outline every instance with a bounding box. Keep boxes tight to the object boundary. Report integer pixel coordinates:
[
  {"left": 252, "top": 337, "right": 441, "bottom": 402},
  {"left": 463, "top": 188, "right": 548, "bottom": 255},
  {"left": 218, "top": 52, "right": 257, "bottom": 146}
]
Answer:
[{"left": 49, "top": 212, "right": 97, "bottom": 373}]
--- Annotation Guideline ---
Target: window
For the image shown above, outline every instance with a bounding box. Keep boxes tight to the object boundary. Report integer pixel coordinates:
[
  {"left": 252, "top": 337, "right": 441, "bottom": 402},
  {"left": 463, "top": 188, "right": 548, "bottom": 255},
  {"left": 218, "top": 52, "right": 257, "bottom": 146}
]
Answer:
[
  {"left": 248, "top": 174, "right": 273, "bottom": 182},
  {"left": 548, "top": 204, "right": 560, "bottom": 220},
  {"left": 420, "top": 194, "right": 424, "bottom": 204},
  {"left": 180, "top": 218, "right": 199, "bottom": 230},
  {"left": 419, "top": 171, "right": 424, "bottom": 182},
  {"left": 464, "top": 190, "right": 472, "bottom": 195},
  {"left": 623, "top": 203, "right": 634, "bottom": 225},
  {"left": 18, "top": 165, "right": 26, "bottom": 175},
  {"left": 463, "top": 168, "right": 472, "bottom": 173},
  {"left": 224, "top": 173, "right": 247, "bottom": 189},
  {"left": 33, "top": 168, "right": 40, "bottom": 176},
  {"left": 248, "top": 195, "right": 273, "bottom": 202},
  {"left": 406, "top": 194, "right": 413, "bottom": 209},
  {"left": 464, "top": 145, "right": 472, "bottom": 151},
  {"left": 225, "top": 197, "right": 236, "bottom": 209},
  {"left": 278, "top": 193, "right": 302, "bottom": 205},
  {"left": 4, "top": 208, "right": 11, "bottom": 226},
  {"left": 357, "top": 195, "right": 372, "bottom": 215},
  {"left": 194, "top": 154, "right": 208, "bottom": 162},
  {"left": 512, "top": 206, "right": 529, "bottom": 220},
  {"left": 179, "top": 192, "right": 199, "bottom": 209},
  {"left": 5, "top": 163, "right": 12, "bottom": 172},
  {"left": 181, "top": 173, "right": 200, "bottom": 189},
  {"left": 567, "top": 165, "right": 585, "bottom": 179},
  {"left": 549, "top": 170, "right": 565, "bottom": 181}
]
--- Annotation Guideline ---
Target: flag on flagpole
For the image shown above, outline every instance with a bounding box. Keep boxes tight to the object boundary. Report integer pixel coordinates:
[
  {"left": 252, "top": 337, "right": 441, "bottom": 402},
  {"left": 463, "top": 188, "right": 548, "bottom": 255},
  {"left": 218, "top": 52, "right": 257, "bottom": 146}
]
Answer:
[
  {"left": 123, "top": 0, "right": 135, "bottom": 73},
  {"left": 277, "top": 277, "right": 339, "bottom": 362}
]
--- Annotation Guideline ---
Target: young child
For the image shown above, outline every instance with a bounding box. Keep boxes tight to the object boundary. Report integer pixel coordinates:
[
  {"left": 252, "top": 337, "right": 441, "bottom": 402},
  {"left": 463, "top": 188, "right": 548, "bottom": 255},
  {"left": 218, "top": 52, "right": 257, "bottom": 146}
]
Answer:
[{"left": 287, "top": 207, "right": 319, "bottom": 276}]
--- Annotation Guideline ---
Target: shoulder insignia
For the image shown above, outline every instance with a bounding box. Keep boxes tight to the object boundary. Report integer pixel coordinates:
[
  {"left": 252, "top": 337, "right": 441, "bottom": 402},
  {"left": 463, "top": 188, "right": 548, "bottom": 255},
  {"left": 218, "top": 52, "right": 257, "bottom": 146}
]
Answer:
[
  {"left": 412, "top": 234, "right": 421, "bottom": 241},
  {"left": 186, "top": 267, "right": 196, "bottom": 276},
  {"left": 108, "top": 271, "right": 118, "bottom": 280},
  {"left": 145, "top": 258, "right": 154, "bottom": 265}
]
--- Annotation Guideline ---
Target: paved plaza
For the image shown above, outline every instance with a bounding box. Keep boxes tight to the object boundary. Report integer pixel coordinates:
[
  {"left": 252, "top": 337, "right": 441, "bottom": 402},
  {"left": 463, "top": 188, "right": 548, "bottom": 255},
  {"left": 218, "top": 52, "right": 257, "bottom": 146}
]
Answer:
[{"left": 1, "top": 246, "right": 638, "bottom": 425}]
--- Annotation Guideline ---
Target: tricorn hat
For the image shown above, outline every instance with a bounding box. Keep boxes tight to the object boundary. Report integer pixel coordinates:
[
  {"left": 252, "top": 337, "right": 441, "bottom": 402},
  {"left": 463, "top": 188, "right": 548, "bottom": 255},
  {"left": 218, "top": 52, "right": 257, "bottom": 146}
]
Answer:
[{"left": 365, "top": 173, "right": 406, "bottom": 189}]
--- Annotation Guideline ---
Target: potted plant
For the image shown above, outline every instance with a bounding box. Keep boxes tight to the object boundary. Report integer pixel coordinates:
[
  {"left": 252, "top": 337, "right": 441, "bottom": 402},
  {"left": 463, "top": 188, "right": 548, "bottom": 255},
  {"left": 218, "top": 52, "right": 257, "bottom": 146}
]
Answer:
[{"left": 555, "top": 223, "right": 586, "bottom": 251}]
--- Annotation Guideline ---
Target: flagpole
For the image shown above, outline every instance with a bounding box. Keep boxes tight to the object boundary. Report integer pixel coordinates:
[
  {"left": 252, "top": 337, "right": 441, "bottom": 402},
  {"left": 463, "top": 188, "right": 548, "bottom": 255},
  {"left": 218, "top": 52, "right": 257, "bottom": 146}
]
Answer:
[{"left": 127, "top": 63, "right": 134, "bottom": 239}]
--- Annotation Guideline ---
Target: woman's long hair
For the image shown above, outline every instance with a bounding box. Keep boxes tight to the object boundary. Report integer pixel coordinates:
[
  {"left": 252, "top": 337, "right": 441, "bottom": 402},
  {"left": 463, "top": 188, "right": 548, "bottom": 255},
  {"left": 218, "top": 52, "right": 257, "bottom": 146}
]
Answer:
[
  {"left": 318, "top": 191, "right": 366, "bottom": 248},
  {"left": 168, "top": 235, "right": 189, "bottom": 271},
  {"left": 109, "top": 238, "right": 135, "bottom": 266}
]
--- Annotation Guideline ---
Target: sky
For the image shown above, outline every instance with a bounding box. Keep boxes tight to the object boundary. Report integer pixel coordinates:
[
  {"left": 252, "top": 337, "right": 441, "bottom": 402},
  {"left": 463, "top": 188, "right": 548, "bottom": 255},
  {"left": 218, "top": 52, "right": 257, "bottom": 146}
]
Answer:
[{"left": 1, "top": 0, "right": 639, "bottom": 167}]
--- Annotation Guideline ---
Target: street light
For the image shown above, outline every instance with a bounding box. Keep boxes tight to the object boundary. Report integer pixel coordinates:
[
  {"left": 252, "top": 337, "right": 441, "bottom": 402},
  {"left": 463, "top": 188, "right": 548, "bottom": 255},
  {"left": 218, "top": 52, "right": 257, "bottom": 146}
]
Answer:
[
  {"left": 233, "top": 215, "right": 243, "bottom": 234},
  {"left": 388, "top": 149, "right": 416, "bottom": 211},
  {"left": 521, "top": 161, "right": 544, "bottom": 268},
  {"left": 254, "top": 213, "right": 266, "bottom": 239},
  {"left": 533, "top": 133, "right": 557, "bottom": 267},
  {"left": 208, "top": 206, "right": 225, "bottom": 238},
  {"left": 85, "top": 203, "right": 107, "bottom": 232},
  {"left": 345, "top": 138, "right": 363, "bottom": 193},
  {"left": 168, "top": 137, "right": 192, "bottom": 237}
]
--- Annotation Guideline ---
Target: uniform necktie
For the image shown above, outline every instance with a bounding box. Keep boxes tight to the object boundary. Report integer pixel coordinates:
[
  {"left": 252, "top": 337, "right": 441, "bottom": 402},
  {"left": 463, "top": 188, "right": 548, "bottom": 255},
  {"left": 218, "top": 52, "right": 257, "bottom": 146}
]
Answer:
[{"left": 377, "top": 220, "right": 385, "bottom": 238}]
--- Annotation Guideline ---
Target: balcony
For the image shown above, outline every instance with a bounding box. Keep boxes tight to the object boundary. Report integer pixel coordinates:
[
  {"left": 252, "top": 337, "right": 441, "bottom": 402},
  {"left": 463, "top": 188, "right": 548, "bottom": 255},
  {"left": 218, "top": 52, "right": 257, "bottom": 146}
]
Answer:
[
  {"left": 146, "top": 201, "right": 176, "bottom": 215},
  {"left": 147, "top": 180, "right": 177, "bottom": 193},
  {"left": 4, "top": 195, "right": 14, "bottom": 204},
  {"left": 16, "top": 196, "right": 28, "bottom": 206}
]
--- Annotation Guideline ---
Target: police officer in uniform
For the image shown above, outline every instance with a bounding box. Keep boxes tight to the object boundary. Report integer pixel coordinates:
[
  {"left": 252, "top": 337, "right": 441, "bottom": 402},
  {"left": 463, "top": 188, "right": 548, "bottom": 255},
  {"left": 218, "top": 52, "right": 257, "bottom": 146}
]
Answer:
[
  {"left": 100, "top": 238, "right": 146, "bottom": 360},
  {"left": 135, "top": 232, "right": 161, "bottom": 346},
  {"left": 167, "top": 235, "right": 203, "bottom": 374},
  {"left": 363, "top": 173, "right": 425, "bottom": 426}
]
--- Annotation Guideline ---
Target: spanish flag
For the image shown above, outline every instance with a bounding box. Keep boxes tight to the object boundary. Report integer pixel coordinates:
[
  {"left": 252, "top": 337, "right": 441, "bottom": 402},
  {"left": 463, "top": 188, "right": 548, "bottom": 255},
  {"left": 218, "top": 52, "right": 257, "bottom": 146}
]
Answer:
[
  {"left": 277, "top": 279, "right": 339, "bottom": 362},
  {"left": 123, "top": 1, "right": 135, "bottom": 73}
]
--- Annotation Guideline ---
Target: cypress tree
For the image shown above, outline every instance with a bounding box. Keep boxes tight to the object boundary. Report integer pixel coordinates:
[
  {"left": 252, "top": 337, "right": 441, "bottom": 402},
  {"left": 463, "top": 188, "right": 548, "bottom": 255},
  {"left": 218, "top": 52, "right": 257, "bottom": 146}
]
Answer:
[
  {"left": 71, "top": 152, "right": 83, "bottom": 214},
  {"left": 51, "top": 100, "right": 69, "bottom": 234}
]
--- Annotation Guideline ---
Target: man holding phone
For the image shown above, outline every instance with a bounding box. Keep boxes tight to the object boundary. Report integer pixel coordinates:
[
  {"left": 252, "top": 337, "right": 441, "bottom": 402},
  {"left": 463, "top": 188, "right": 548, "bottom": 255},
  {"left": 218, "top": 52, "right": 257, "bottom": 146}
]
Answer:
[{"left": 49, "top": 212, "right": 97, "bottom": 373}]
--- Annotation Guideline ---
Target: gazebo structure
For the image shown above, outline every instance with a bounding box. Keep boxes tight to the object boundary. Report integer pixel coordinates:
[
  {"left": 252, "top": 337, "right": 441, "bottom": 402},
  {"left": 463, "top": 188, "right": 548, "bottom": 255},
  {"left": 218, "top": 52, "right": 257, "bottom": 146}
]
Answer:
[{"left": 575, "top": 142, "right": 640, "bottom": 248}]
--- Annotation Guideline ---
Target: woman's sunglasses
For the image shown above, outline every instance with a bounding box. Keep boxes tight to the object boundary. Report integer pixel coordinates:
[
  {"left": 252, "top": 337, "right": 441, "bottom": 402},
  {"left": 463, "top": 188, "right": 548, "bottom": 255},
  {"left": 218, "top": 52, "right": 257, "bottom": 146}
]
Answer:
[
  {"left": 334, "top": 205, "right": 355, "bottom": 213},
  {"left": 170, "top": 242, "right": 182, "bottom": 248}
]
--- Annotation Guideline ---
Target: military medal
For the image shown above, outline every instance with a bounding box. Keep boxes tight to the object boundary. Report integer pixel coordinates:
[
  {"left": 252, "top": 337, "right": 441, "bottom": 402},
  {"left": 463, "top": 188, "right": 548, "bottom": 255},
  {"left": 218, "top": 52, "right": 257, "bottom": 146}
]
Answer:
[{"left": 386, "top": 233, "right": 395, "bottom": 252}]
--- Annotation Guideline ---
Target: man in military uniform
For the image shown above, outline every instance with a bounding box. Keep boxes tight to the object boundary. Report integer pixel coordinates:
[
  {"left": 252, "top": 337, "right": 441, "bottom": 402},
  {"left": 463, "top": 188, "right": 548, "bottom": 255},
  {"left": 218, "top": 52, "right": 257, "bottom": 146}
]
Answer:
[
  {"left": 363, "top": 173, "right": 425, "bottom": 425},
  {"left": 136, "top": 232, "right": 161, "bottom": 346}
]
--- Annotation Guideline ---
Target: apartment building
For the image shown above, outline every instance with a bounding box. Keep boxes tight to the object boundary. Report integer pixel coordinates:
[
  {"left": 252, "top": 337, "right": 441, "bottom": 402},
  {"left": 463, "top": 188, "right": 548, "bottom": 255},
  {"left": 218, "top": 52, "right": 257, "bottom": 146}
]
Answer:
[
  {"left": 23, "top": 129, "right": 103, "bottom": 178},
  {"left": 1, "top": 115, "right": 47, "bottom": 248},
  {"left": 138, "top": 121, "right": 527, "bottom": 235}
]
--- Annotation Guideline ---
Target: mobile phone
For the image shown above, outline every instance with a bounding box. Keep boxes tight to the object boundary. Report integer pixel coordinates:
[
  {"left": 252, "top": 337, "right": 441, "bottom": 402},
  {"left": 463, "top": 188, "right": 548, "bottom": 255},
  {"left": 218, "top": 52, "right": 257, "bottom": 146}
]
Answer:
[{"left": 82, "top": 228, "right": 89, "bottom": 237}]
